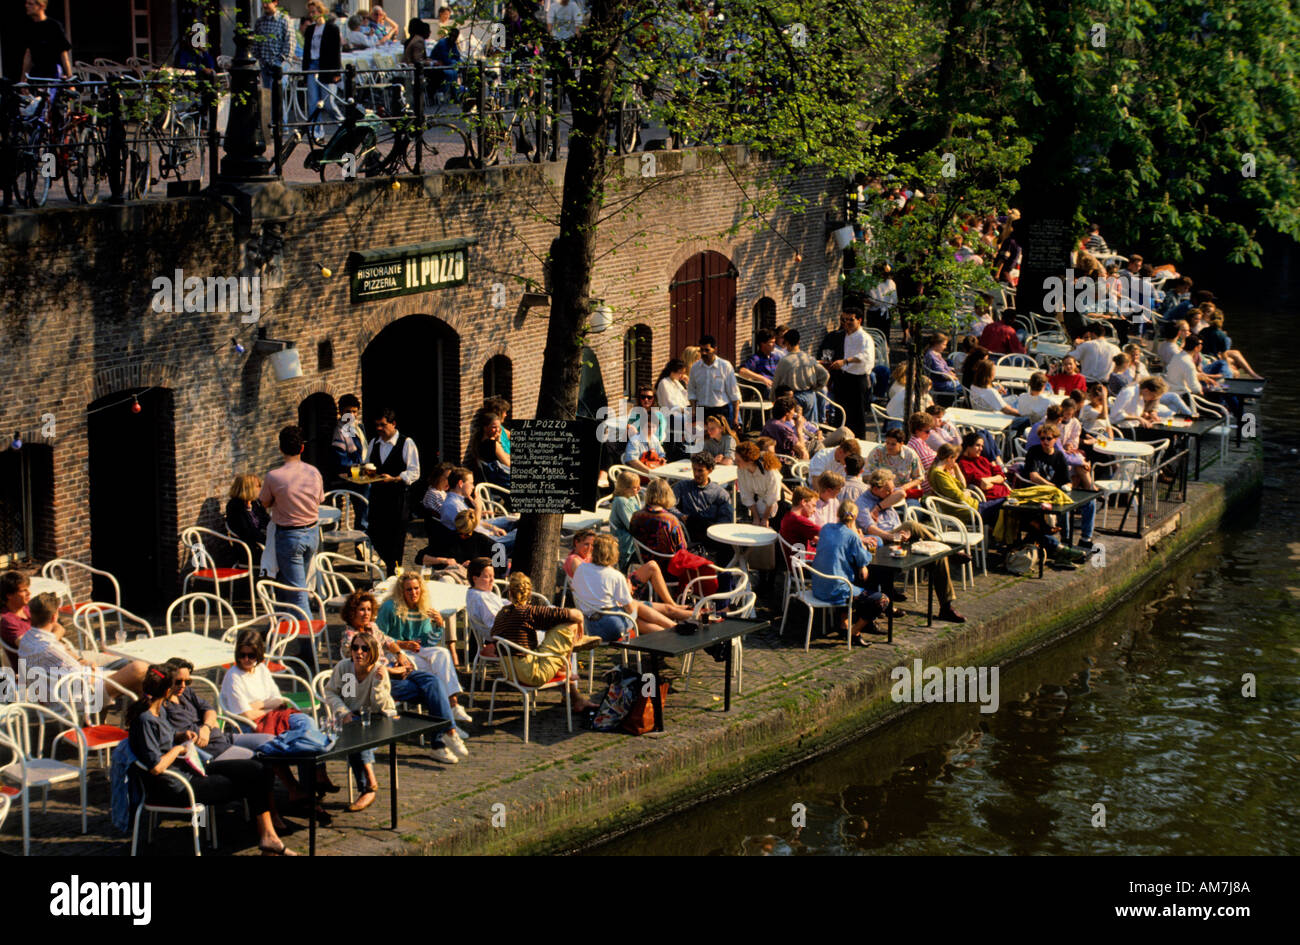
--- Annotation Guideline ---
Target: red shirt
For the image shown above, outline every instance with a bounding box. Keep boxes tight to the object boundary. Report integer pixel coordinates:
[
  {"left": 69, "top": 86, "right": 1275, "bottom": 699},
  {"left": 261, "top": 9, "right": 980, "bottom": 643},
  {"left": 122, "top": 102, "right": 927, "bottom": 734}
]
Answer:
[
  {"left": 1, "top": 606, "right": 30, "bottom": 667},
  {"left": 1049, "top": 372, "right": 1086, "bottom": 394},
  {"left": 957, "top": 455, "right": 1011, "bottom": 499},
  {"left": 779, "top": 512, "right": 820, "bottom": 564},
  {"left": 979, "top": 322, "right": 1025, "bottom": 355}
]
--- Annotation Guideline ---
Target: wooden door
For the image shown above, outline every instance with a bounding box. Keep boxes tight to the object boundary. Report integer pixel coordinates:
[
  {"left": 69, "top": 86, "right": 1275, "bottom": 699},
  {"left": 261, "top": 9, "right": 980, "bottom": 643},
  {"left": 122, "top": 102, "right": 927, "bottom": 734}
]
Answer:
[{"left": 670, "top": 251, "right": 738, "bottom": 363}]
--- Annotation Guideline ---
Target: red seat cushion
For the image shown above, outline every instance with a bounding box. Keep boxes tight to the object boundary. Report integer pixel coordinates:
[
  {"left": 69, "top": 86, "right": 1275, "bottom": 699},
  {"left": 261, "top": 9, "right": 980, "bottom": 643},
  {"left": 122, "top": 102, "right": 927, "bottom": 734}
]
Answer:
[
  {"left": 0, "top": 785, "right": 18, "bottom": 796},
  {"left": 63, "top": 725, "right": 127, "bottom": 749},
  {"left": 58, "top": 601, "right": 92, "bottom": 615},
  {"left": 480, "top": 642, "right": 497, "bottom": 658},
  {"left": 547, "top": 669, "right": 569, "bottom": 685},
  {"left": 222, "top": 661, "right": 289, "bottom": 672},
  {"left": 194, "top": 567, "right": 248, "bottom": 580},
  {"left": 275, "top": 619, "right": 325, "bottom": 636}
]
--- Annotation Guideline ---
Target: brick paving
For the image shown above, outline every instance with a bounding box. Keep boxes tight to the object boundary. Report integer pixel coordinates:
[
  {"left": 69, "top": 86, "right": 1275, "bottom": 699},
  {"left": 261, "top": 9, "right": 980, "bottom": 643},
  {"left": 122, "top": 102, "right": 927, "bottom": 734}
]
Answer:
[{"left": 1, "top": 448, "right": 1258, "bottom": 856}]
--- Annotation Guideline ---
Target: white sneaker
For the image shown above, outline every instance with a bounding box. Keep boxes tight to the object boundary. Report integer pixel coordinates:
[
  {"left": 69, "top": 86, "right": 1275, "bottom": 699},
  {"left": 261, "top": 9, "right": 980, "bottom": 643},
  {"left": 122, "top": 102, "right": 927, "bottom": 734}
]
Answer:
[
  {"left": 452, "top": 703, "right": 472, "bottom": 723},
  {"left": 430, "top": 743, "right": 459, "bottom": 764},
  {"left": 443, "top": 729, "right": 470, "bottom": 758}
]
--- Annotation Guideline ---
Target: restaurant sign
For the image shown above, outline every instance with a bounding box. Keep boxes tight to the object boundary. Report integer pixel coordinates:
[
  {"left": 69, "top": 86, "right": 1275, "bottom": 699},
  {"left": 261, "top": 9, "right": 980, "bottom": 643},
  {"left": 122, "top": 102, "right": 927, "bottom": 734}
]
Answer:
[{"left": 347, "top": 238, "right": 477, "bottom": 303}]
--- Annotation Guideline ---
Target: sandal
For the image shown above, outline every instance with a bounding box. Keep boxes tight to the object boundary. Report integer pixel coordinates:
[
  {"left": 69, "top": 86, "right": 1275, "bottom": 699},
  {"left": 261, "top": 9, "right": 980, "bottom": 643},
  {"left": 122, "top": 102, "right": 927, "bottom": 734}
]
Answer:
[{"left": 260, "top": 840, "right": 298, "bottom": 856}]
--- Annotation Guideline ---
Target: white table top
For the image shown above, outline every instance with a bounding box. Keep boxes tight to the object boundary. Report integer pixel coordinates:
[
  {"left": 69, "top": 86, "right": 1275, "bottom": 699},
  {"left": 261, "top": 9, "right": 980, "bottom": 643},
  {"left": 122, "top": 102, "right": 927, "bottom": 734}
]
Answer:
[
  {"left": 706, "top": 524, "right": 778, "bottom": 547},
  {"left": 104, "top": 632, "right": 235, "bottom": 672},
  {"left": 501, "top": 509, "right": 611, "bottom": 531},
  {"left": 657, "top": 459, "right": 739, "bottom": 486},
  {"left": 1028, "top": 340, "right": 1071, "bottom": 358},
  {"left": 994, "top": 365, "right": 1037, "bottom": 383},
  {"left": 373, "top": 576, "right": 469, "bottom": 616},
  {"left": 1092, "top": 438, "right": 1155, "bottom": 458},
  {"left": 945, "top": 408, "right": 1014, "bottom": 432},
  {"left": 30, "top": 576, "right": 70, "bottom": 598}
]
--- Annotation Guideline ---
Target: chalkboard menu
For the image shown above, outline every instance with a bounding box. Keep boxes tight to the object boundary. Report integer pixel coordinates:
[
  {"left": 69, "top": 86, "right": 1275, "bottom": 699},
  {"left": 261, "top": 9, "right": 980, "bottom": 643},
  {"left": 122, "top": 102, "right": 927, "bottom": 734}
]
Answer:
[
  {"left": 506, "top": 419, "right": 599, "bottom": 514},
  {"left": 1021, "top": 217, "right": 1072, "bottom": 274}
]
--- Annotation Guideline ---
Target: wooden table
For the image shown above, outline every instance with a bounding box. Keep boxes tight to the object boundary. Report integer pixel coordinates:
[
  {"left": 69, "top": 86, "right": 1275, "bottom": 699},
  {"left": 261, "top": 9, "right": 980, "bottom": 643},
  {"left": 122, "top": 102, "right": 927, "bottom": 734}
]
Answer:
[
  {"left": 103, "top": 631, "right": 234, "bottom": 672},
  {"left": 280, "top": 712, "right": 449, "bottom": 855},
  {"left": 611, "top": 618, "right": 769, "bottom": 731}
]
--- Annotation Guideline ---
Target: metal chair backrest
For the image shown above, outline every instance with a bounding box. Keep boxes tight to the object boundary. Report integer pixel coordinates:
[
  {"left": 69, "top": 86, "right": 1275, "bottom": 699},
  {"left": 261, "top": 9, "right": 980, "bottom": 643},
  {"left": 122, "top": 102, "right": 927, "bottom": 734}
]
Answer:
[
  {"left": 73, "top": 602, "right": 154, "bottom": 649},
  {"left": 165, "top": 593, "right": 239, "bottom": 637},
  {"left": 42, "top": 558, "right": 121, "bottom": 610},
  {"left": 322, "top": 489, "right": 369, "bottom": 530}
]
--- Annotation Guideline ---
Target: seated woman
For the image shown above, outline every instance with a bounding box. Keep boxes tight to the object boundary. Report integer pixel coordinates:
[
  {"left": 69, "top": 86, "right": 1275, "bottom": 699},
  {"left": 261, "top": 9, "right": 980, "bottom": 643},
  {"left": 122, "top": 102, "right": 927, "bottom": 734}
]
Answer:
[
  {"left": 808, "top": 500, "right": 888, "bottom": 647},
  {"left": 136, "top": 663, "right": 294, "bottom": 854},
  {"left": 224, "top": 473, "right": 270, "bottom": 548},
  {"left": 905, "top": 412, "right": 938, "bottom": 491},
  {"left": 341, "top": 588, "right": 471, "bottom": 733},
  {"left": 162, "top": 657, "right": 273, "bottom": 762},
  {"left": 969, "top": 359, "right": 1031, "bottom": 435},
  {"left": 466, "top": 557, "right": 506, "bottom": 639},
  {"left": 564, "top": 525, "right": 689, "bottom": 613},
  {"left": 377, "top": 572, "right": 464, "bottom": 700},
  {"left": 885, "top": 372, "right": 933, "bottom": 427},
  {"left": 928, "top": 443, "right": 1005, "bottom": 530},
  {"left": 956, "top": 433, "right": 1011, "bottom": 500},
  {"left": 420, "top": 462, "right": 455, "bottom": 537},
  {"left": 1055, "top": 398, "right": 1095, "bottom": 490},
  {"left": 924, "top": 403, "right": 961, "bottom": 451},
  {"left": 607, "top": 468, "right": 643, "bottom": 570},
  {"left": 1199, "top": 311, "right": 1262, "bottom": 379},
  {"left": 735, "top": 441, "right": 784, "bottom": 528},
  {"left": 490, "top": 573, "right": 598, "bottom": 712},
  {"left": 1079, "top": 383, "right": 1115, "bottom": 443},
  {"left": 325, "top": 632, "right": 399, "bottom": 809},
  {"left": 1048, "top": 355, "right": 1087, "bottom": 395},
  {"left": 699, "top": 414, "right": 739, "bottom": 465},
  {"left": 923, "top": 332, "right": 964, "bottom": 397},
  {"left": 628, "top": 477, "right": 690, "bottom": 565},
  {"left": 574, "top": 535, "right": 692, "bottom": 640}
]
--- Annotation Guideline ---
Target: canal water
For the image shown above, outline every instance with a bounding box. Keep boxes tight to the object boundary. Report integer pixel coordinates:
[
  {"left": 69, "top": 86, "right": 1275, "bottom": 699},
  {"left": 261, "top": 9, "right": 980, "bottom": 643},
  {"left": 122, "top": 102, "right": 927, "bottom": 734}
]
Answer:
[{"left": 585, "top": 260, "right": 1300, "bottom": 856}]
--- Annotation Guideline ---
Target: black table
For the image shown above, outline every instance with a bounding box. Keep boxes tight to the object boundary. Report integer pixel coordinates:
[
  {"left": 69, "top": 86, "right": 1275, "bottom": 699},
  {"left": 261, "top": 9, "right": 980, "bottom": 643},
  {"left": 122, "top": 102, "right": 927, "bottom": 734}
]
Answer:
[
  {"left": 611, "top": 618, "right": 770, "bottom": 732},
  {"left": 867, "top": 544, "right": 960, "bottom": 642},
  {"left": 1207, "top": 377, "right": 1266, "bottom": 447},
  {"left": 279, "top": 712, "right": 449, "bottom": 855},
  {"left": 1135, "top": 417, "right": 1221, "bottom": 481},
  {"left": 997, "top": 490, "right": 1103, "bottom": 576}
]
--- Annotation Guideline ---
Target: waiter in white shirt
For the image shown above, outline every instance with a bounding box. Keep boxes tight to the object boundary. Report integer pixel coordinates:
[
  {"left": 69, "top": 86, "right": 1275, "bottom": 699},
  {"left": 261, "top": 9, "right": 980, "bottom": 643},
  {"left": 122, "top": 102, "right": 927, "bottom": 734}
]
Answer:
[
  {"left": 687, "top": 334, "right": 742, "bottom": 427},
  {"left": 364, "top": 407, "right": 422, "bottom": 576},
  {"left": 828, "top": 310, "right": 873, "bottom": 438}
]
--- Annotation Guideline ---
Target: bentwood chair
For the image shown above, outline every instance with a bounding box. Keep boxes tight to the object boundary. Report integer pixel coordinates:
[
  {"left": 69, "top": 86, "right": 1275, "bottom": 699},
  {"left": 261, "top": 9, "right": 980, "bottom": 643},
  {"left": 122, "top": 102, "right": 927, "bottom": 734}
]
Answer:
[{"left": 180, "top": 527, "right": 257, "bottom": 611}]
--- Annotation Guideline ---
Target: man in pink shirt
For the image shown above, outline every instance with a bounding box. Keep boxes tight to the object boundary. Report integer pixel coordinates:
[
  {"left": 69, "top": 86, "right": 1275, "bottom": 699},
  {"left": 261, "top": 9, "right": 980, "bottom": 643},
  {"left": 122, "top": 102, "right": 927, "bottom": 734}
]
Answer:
[{"left": 259, "top": 425, "right": 324, "bottom": 615}]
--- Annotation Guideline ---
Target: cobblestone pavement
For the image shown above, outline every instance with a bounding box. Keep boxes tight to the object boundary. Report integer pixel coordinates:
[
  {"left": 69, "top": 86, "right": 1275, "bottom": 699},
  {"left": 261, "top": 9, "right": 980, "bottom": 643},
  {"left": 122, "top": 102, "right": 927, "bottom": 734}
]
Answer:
[{"left": 1, "top": 451, "right": 1252, "bottom": 856}]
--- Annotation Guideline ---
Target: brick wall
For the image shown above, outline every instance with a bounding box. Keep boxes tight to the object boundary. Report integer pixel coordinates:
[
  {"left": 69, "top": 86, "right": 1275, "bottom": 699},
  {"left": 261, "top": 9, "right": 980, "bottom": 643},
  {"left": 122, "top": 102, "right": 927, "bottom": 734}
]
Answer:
[{"left": 0, "top": 145, "right": 844, "bottom": 601}]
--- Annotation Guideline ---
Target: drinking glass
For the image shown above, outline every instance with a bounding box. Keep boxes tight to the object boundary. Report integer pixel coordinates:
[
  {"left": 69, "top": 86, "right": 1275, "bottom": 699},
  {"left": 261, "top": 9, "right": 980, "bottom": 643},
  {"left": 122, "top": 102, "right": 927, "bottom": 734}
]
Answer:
[{"left": 360, "top": 707, "right": 372, "bottom": 728}]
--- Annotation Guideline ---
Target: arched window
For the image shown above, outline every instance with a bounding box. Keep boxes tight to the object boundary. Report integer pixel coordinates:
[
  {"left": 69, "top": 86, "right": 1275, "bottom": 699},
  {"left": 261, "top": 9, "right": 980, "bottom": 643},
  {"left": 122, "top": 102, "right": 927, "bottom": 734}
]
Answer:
[
  {"left": 753, "top": 296, "right": 777, "bottom": 335},
  {"left": 623, "top": 324, "right": 653, "bottom": 398},
  {"left": 484, "top": 355, "right": 513, "bottom": 403}
]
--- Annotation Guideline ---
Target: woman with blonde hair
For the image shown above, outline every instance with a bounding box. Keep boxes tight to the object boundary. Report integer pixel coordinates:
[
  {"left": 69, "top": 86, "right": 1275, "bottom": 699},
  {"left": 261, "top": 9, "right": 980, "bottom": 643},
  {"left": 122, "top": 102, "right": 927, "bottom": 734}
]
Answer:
[
  {"left": 489, "top": 573, "right": 598, "bottom": 711},
  {"left": 573, "top": 535, "right": 691, "bottom": 639},
  {"left": 735, "top": 440, "right": 783, "bottom": 527},
  {"left": 608, "top": 468, "right": 642, "bottom": 569},
  {"left": 225, "top": 473, "right": 269, "bottom": 547},
  {"left": 628, "top": 477, "right": 689, "bottom": 560},
  {"left": 377, "top": 571, "right": 468, "bottom": 720},
  {"left": 699, "top": 414, "right": 739, "bottom": 465},
  {"left": 324, "top": 632, "right": 398, "bottom": 808}
]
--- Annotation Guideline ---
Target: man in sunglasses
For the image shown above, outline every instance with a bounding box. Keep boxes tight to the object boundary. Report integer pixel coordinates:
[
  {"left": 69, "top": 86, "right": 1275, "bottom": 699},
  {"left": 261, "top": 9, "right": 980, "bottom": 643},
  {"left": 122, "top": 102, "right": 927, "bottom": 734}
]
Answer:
[{"left": 622, "top": 387, "right": 667, "bottom": 474}]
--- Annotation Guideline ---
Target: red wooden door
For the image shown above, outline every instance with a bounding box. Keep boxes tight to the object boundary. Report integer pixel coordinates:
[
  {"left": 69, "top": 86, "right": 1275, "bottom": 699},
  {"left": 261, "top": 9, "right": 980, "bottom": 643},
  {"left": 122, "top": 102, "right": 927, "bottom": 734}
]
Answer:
[{"left": 670, "top": 251, "right": 738, "bottom": 363}]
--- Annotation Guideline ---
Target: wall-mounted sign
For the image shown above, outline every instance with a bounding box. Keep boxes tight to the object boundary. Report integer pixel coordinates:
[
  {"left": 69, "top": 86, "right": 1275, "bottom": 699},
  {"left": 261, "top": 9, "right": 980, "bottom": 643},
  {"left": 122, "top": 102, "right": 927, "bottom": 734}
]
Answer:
[
  {"left": 347, "top": 238, "right": 478, "bottom": 303},
  {"left": 506, "top": 419, "right": 599, "bottom": 514}
]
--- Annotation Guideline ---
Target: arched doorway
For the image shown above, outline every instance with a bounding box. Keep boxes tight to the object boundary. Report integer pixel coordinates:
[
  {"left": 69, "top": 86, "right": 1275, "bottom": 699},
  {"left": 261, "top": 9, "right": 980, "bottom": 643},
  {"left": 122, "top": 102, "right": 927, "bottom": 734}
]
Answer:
[
  {"left": 87, "top": 387, "right": 178, "bottom": 613},
  {"left": 670, "top": 251, "right": 738, "bottom": 363},
  {"left": 361, "top": 315, "right": 461, "bottom": 475},
  {"left": 297, "top": 392, "right": 338, "bottom": 480}
]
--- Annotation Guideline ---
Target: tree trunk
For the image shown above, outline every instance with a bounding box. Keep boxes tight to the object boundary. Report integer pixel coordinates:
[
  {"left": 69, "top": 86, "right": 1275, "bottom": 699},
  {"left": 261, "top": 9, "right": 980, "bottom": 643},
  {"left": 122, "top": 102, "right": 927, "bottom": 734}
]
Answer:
[{"left": 511, "top": 1, "right": 623, "bottom": 599}]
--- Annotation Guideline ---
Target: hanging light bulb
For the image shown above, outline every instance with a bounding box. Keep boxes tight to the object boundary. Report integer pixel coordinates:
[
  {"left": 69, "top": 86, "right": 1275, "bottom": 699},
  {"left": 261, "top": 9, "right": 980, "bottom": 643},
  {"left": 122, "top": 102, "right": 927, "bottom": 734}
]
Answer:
[
  {"left": 131, "top": 396, "right": 142, "bottom": 414},
  {"left": 318, "top": 261, "right": 333, "bottom": 278},
  {"left": 231, "top": 336, "right": 247, "bottom": 355},
  {"left": 10, "top": 432, "right": 21, "bottom": 450},
  {"left": 590, "top": 302, "right": 613, "bottom": 333},
  {"left": 391, "top": 179, "right": 401, "bottom": 191}
]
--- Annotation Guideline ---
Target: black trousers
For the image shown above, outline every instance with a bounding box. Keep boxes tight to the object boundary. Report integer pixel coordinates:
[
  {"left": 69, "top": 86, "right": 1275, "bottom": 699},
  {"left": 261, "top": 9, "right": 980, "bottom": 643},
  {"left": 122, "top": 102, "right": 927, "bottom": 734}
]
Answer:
[
  {"left": 145, "top": 758, "right": 272, "bottom": 816},
  {"left": 367, "top": 482, "right": 408, "bottom": 575},
  {"left": 839, "top": 373, "right": 869, "bottom": 438}
]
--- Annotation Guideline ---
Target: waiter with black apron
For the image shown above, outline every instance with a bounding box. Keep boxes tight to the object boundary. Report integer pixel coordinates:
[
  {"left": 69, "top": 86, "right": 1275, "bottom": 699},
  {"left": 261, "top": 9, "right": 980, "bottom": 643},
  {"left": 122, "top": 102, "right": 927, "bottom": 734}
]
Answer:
[{"left": 364, "top": 407, "right": 421, "bottom": 576}]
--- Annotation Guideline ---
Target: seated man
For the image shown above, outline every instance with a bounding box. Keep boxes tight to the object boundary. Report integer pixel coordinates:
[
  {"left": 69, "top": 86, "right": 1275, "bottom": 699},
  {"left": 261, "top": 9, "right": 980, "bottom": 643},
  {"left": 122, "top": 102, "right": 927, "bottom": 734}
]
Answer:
[
  {"left": 671, "top": 452, "right": 734, "bottom": 545},
  {"left": 760, "top": 396, "right": 809, "bottom": 459},
  {"left": 738, "top": 328, "right": 781, "bottom": 389},
  {"left": 854, "top": 469, "right": 965, "bottom": 621},
  {"left": 441, "top": 466, "right": 515, "bottom": 551},
  {"left": 1021, "top": 422, "right": 1098, "bottom": 552},
  {"left": 808, "top": 430, "right": 859, "bottom": 484},
  {"left": 17, "top": 593, "right": 149, "bottom": 699}
]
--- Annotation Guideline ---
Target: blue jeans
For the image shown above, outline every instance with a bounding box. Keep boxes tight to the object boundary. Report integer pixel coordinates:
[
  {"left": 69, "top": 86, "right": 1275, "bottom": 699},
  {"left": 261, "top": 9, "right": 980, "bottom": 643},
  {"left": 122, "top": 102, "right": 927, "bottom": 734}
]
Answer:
[
  {"left": 586, "top": 612, "right": 629, "bottom": 642},
  {"left": 390, "top": 671, "right": 453, "bottom": 722},
  {"left": 793, "top": 390, "right": 819, "bottom": 424},
  {"left": 305, "top": 74, "right": 342, "bottom": 139},
  {"left": 274, "top": 525, "right": 318, "bottom": 617},
  {"left": 348, "top": 748, "right": 377, "bottom": 788},
  {"left": 1074, "top": 496, "right": 1096, "bottom": 542}
]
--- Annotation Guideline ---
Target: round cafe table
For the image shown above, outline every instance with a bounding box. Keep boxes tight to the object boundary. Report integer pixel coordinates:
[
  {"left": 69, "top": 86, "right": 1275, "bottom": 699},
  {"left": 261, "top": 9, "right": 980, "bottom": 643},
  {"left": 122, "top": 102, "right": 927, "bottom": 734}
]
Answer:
[
  {"left": 1092, "top": 437, "right": 1155, "bottom": 459},
  {"left": 706, "top": 523, "right": 778, "bottom": 582}
]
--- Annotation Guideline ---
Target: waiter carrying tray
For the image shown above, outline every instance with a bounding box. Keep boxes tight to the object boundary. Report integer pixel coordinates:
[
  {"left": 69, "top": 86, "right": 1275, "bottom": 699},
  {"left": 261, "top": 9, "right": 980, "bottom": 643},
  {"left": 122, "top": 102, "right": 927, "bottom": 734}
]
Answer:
[{"left": 365, "top": 407, "right": 421, "bottom": 576}]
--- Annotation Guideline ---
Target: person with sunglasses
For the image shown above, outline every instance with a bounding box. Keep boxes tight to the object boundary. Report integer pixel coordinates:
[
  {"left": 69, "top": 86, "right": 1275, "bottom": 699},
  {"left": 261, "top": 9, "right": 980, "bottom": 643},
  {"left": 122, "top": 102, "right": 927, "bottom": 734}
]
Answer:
[
  {"left": 323, "top": 632, "right": 399, "bottom": 811},
  {"left": 162, "top": 657, "right": 274, "bottom": 762},
  {"left": 622, "top": 387, "right": 668, "bottom": 473},
  {"left": 1022, "top": 422, "right": 1098, "bottom": 553},
  {"left": 129, "top": 664, "right": 295, "bottom": 854}
]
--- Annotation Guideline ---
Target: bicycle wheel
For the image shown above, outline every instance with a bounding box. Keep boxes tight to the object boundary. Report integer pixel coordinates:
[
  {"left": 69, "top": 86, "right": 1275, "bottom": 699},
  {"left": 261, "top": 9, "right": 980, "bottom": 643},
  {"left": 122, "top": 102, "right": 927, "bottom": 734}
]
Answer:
[
  {"left": 82, "top": 122, "right": 109, "bottom": 204},
  {"left": 61, "top": 123, "right": 88, "bottom": 203},
  {"left": 126, "top": 129, "right": 153, "bottom": 199},
  {"left": 21, "top": 125, "right": 51, "bottom": 208},
  {"left": 615, "top": 95, "right": 640, "bottom": 155},
  {"left": 425, "top": 122, "right": 477, "bottom": 171}
]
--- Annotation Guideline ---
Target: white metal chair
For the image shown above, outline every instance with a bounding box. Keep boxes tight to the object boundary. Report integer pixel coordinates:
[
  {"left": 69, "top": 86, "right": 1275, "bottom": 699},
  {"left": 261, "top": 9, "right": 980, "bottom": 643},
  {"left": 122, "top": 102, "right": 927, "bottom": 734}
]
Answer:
[
  {"left": 72, "top": 602, "right": 154, "bottom": 650},
  {"left": 312, "top": 552, "right": 384, "bottom": 611},
  {"left": 871, "top": 403, "right": 899, "bottom": 442},
  {"left": 815, "top": 390, "right": 848, "bottom": 433},
  {"left": 165, "top": 592, "right": 240, "bottom": 638},
  {"left": 130, "top": 760, "right": 216, "bottom": 856},
  {"left": 921, "top": 495, "right": 988, "bottom": 583},
  {"left": 605, "top": 464, "right": 644, "bottom": 496},
  {"left": 41, "top": 558, "right": 122, "bottom": 620},
  {"left": 0, "top": 703, "right": 90, "bottom": 846},
  {"left": 737, "top": 382, "right": 773, "bottom": 430},
  {"left": 997, "top": 352, "right": 1038, "bottom": 369},
  {"left": 1092, "top": 457, "right": 1143, "bottom": 528},
  {"left": 474, "top": 482, "right": 512, "bottom": 518},
  {"left": 1189, "top": 393, "right": 1231, "bottom": 465},
  {"left": 677, "top": 569, "right": 751, "bottom": 693},
  {"left": 783, "top": 558, "right": 861, "bottom": 652},
  {"left": 181, "top": 526, "right": 256, "bottom": 610},
  {"left": 0, "top": 733, "right": 28, "bottom": 855},
  {"left": 320, "top": 489, "right": 372, "bottom": 559},
  {"left": 776, "top": 533, "right": 814, "bottom": 617},
  {"left": 487, "top": 636, "right": 574, "bottom": 744},
  {"left": 255, "top": 579, "right": 331, "bottom": 677},
  {"left": 52, "top": 670, "right": 135, "bottom": 769}
]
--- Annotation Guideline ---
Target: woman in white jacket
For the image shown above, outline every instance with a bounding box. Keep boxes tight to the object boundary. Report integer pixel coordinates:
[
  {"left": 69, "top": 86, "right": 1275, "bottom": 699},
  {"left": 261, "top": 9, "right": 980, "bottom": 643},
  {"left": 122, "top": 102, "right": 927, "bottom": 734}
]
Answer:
[{"left": 735, "top": 440, "right": 784, "bottom": 527}]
